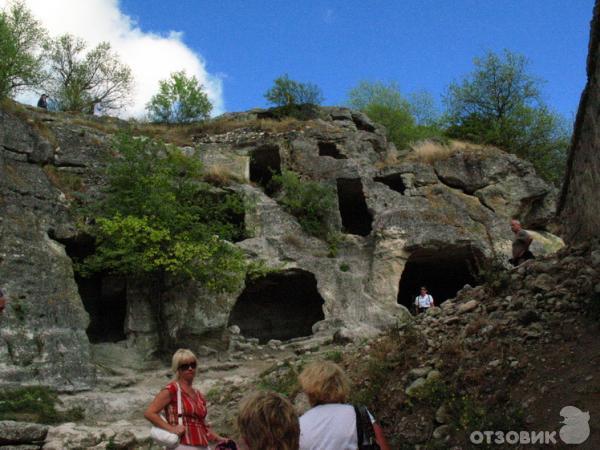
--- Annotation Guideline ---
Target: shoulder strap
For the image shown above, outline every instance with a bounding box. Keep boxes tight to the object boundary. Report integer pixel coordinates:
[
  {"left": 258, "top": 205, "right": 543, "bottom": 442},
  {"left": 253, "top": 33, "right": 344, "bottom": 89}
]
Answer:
[
  {"left": 354, "top": 405, "right": 365, "bottom": 447},
  {"left": 176, "top": 382, "right": 183, "bottom": 426}
]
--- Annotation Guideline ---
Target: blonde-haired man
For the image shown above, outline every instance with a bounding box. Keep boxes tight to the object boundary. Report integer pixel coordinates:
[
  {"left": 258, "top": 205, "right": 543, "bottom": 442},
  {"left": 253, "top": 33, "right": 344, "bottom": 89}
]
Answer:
[{"left": 237, "top": 391, "right": 299, "bottom": 450}]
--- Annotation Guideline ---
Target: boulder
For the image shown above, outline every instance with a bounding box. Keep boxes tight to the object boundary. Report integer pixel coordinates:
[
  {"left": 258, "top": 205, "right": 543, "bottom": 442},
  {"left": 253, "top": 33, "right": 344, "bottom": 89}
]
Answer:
[{"left": 0, "top": 421, "right": 48, "bottom": 445}]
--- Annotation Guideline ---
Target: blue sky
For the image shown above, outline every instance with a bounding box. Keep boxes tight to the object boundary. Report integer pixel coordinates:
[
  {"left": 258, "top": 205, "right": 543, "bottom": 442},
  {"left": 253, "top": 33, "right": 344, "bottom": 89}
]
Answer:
[{"left": 120, "top": 0, "right": 593, "bottom": 118}]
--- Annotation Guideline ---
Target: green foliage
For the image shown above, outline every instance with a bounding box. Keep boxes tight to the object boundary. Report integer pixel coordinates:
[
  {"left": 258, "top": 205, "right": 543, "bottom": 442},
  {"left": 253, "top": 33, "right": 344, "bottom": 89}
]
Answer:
[
  {"left": 444, "top": 50, "right": 570, "bottom": 185},
  {"left": 258, "top": 362, "right": 302, "bottom": 397},
  {"left": 146, "top": 70, "right": 213, "bottom": 123},
  {"left": 80, "top": 133, "right": 246, "bottom": 292},
  {"left": 264, "top": 74, "right": 323, "bottom": 107},
  {"left": 408, "top": 377, "right": 449, "bottom": 407},
  {"left": 44, "top": 34, "right": 133, "bottom": 113},
  {"left": 0, "top": 386, "right": 84, "bottom": 424},
  {"left": 323, "top": 350, "right": 343, "bottom": 363},
  {"left": 246, "top": 259, "right": 283, "bottom": 281},
  {"left": 270, "top": 170, "right": 335, "bottom": 240},
  {"left": 0, "top": 1, "right": 47, "bottom": 98},
  {"left": 339, "top": 263, "right": 350, "bottom": 272},
  {"left": 347, "top": 81, "right": 443, "bottom": 149}
]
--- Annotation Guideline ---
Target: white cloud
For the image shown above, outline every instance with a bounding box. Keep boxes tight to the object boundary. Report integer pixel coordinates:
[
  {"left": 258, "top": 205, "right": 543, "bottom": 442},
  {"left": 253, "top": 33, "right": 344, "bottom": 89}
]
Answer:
[{"left": 0, "top": 0, "right": 224, "bottom": 117}]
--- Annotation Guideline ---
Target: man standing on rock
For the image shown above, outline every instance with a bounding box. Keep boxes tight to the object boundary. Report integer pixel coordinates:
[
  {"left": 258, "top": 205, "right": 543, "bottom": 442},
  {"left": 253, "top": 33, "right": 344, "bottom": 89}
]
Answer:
[
  {"left": 415, "top": 286, "right": 434, "bottom": 314},
  {"left": 510, "top": 219, "right": 534, "bottom": 266}
]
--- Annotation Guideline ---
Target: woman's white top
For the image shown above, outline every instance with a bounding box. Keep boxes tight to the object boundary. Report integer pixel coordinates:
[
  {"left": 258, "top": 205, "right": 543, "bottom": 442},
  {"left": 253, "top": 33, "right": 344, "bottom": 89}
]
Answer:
[{"left": 299, "top": 403, "right": 374, "bottom": 450}]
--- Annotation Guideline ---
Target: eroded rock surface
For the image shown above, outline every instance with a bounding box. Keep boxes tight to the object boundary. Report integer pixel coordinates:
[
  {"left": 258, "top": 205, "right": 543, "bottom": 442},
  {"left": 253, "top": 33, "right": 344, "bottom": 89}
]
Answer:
[{"left": 0, "top": 104, "right": 560, "bottom": 391}]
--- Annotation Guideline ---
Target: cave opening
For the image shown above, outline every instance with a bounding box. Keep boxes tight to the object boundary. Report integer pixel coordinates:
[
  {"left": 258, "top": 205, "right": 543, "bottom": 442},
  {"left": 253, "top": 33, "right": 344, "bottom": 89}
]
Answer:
[
  {"left": 228, "top": 269, "right": 325, "bottom": 343},
  {"left": 336, "top": 178, "right": 373, "bottom": 236},
  {"left": 52, "top": 232, "right": 127, "bottom": 343},
  {"left": 397, "top": 247, "right": 482, "bottom": 311},
  {"left": 375, "top": 173, "right": 406, "bottom": 194},
  {"left": 249, "top": 145, "right": 281, "bottom": 190},
  {"left": 318, "top": 142, "right": 347, "bottom": 159}
]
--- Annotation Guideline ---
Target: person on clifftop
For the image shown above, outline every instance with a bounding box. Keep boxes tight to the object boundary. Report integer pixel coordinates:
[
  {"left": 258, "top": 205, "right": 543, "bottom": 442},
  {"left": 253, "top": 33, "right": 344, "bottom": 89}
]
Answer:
[
  {"left": 510, "top": 219, "right": 534, "bottom": 266},
  {"left": 37, "top": 94, "right": 48, "bottom": 109}
]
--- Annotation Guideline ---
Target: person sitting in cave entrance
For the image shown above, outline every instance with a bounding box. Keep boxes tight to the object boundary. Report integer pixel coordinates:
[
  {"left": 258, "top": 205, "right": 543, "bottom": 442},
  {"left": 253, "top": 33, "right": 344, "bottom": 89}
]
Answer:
[
  {"left": 509, "top": 219, "right": 534, "bottom": 266},
  {"left": 415, "top": 286, "right": 435, "bottom": 314},
  {"left": 144, "top": 348, "right": 228, "bottom": 450},
  {"left": 237, "top": 390, "right": 299, "bottom": 450}
]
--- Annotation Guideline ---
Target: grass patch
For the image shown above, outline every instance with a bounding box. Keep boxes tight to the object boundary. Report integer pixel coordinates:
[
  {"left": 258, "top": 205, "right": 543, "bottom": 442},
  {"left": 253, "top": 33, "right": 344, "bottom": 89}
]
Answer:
[
  {"left": 404, "top": 139, "right": 489, "bottom": 165},
  {"left": 131, "top": 116, "right": 305, "bottom": 146},
  {"left": 202, "top": 164, "right": 243, "bottom": 187},
  {"left": 258, "top": 361, "right": 303, "bottom": 397},
  {"left": 43, "top": 165, "right": 85, "bottom": 194},
  {"left": 0, "top": 386, "right": 84, "bottom": 424}
]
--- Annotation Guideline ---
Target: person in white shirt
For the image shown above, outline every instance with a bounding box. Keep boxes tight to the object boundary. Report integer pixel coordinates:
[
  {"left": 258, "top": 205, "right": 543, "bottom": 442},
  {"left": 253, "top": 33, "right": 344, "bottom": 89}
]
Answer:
[
  {"left": 298, "top": 361, "right": 391, "bottom": 450},
  {"left": 414, "top": 286, "right": 434, "bottom": 314}
]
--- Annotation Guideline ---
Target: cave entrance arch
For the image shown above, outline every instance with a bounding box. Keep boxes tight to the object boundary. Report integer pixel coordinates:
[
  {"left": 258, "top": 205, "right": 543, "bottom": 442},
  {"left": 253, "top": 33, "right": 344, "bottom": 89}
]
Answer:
[
  {"left": 53, "top": 233, "right": 127, "bottom": 343},
  {"left": 250, "top": 145, "right": 281, "bottom": 190},
  {"left": 397, "top": 246, "right": 482, "bottom": 311},
  {"left": 337, "top": 178, "right": 373, "bottom": 236},
  {"left": 228, "top": 269, "right": 325, "bottom": 343}
]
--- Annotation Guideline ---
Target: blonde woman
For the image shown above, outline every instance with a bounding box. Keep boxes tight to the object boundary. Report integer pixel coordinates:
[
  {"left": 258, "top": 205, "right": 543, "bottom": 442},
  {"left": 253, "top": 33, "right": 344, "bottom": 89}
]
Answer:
[
  {"left": 237, "top": 391, "right": 299, "bottom": 450},
  {"left": 298, "top": 361, "right": 391, "bottom": 450},
  {"left": 145, "top": 349, "right": 225, "bottom": 449}
]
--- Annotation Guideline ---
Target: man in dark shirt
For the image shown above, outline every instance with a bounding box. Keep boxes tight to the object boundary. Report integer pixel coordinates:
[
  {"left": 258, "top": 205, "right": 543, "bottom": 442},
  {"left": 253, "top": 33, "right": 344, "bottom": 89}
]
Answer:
[
  {"left": 510, "top": 219, "right": 534, "bottom": 266},
  {"left": 37, "top": 94, "right": 48, "bottom": 109}
]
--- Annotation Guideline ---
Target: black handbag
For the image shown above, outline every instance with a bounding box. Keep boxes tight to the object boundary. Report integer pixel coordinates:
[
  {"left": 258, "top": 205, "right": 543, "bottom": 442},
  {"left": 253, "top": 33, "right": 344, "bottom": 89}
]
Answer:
[{"left": 354, "top": 405, "right": 381, "bottom": 450}]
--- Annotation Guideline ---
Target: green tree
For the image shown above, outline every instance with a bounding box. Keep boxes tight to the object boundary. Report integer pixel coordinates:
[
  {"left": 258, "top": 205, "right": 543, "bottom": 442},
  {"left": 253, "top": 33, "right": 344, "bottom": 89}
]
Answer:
[
  {"left": 146, "top": 70, "right": 212, "bottom": 123},
  {"left": 80, "top": 133, "right": 247, "bottom": 292},
  {"left": 44, "top": 34, "right": 133, "bottom": 113},
  {"left": 444, "top": 50, "right": 570, "bottom": 184},
  {"left": 0, "top": 1, "right": 47, "bottom": 98},
  {"left": 264, "top": 74, "right": 323, "bottom": 107},
  {"left": 347, "top": 81, "right": 443, "bottom": 149}
]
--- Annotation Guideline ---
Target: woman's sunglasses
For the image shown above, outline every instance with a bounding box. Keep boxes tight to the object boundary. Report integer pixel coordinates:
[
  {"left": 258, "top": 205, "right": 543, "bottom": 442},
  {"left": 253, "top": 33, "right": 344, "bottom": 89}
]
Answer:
[{"left": 178, "top": 361, "right": 197, "bottom": 371}]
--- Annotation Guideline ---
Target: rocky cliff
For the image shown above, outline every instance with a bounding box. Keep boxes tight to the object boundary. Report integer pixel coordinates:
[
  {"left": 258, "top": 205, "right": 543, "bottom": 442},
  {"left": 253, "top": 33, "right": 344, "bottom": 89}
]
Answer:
[
  {"left": 0, "top": 102, "right": 561, "bottom": 391},
  {"left": 558, "top": 0, "right": 600, "bottom": 242}
]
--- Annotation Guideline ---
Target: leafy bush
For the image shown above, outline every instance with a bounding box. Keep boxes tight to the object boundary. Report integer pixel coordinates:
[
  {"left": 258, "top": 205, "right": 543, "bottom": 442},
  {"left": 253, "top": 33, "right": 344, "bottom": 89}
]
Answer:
[
  {"left": 348, "top": 81, "right": 444, "bottom": 149},
  {"left": 146, "top": 70, "right": 212, "bottom": 123},
  {"left": 0, "top": 386, "right": 84, "bottom": 424},
  {"left": 79, "top": 133, "right": 247, "bottom": 292},
  {"left": 444, "top": 50, "right": 570, "bottom": 185},
  {"left": 270, "top": 170, "right": 335, "bottom": 240},
  {"left": 264, "top": 74, "right": 323, "bottom": 107}
]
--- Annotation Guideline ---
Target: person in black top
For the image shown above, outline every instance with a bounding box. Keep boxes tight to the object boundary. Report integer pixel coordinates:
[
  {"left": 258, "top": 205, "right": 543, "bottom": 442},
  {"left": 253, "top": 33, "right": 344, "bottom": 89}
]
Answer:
[{"left": 37, "top": 94, "right": 48, "bottom": 109}]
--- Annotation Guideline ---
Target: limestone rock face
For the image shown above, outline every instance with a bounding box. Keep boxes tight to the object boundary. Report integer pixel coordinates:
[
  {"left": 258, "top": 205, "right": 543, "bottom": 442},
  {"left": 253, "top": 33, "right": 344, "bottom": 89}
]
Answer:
[
  {"left": 0, "top": 103, "right": 560, "bottom": 389},
  {"left": 558, "top": 0, "right": 600, "bottom": 242},
  {"left": 0, "top": 108, "right": 96, "bottom": 390}
]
